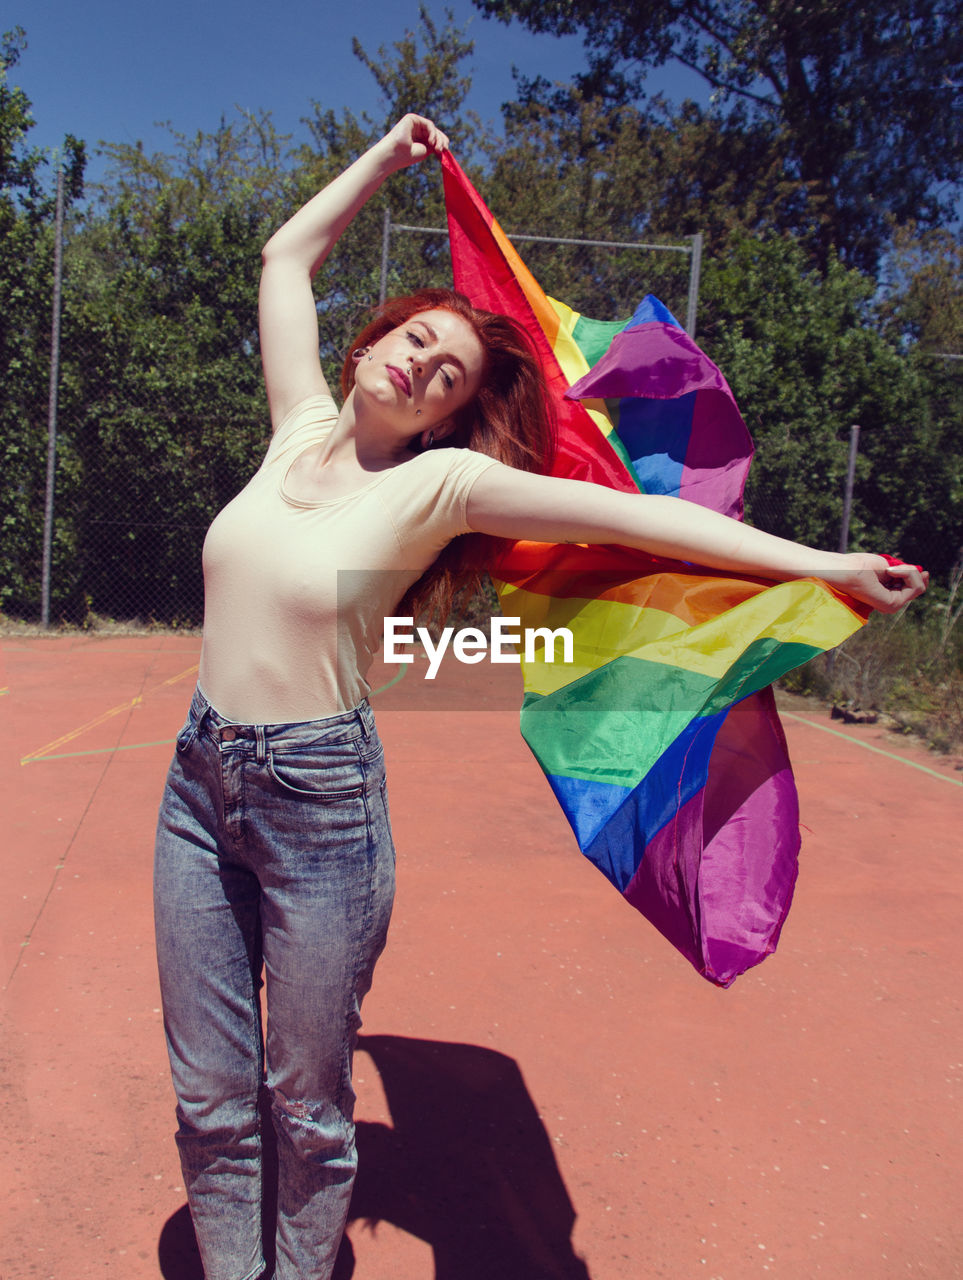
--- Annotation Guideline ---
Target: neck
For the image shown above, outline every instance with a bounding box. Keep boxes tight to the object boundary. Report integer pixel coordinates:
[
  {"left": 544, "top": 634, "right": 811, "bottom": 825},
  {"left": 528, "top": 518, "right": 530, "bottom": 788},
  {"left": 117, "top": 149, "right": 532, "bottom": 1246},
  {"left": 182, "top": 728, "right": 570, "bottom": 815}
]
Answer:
[{"left": 324, "top": 390, "right": 414, "bottom": 471}]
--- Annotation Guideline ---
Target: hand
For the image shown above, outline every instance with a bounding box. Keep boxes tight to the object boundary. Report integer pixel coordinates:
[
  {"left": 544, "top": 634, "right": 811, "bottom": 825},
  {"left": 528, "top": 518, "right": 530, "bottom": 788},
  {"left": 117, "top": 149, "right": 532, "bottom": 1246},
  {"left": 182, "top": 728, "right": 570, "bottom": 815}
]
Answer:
[
  {"left": 831, "top": 553, "right": 929, "bottom": 613},
  {"left": 382, "top": 114, "right": 450, "bottom": 170}
]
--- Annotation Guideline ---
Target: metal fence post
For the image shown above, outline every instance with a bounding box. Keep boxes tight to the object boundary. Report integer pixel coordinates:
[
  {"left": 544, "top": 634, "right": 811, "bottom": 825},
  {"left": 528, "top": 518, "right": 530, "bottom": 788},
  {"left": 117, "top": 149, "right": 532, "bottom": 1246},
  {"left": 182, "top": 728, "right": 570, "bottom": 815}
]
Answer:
[
  {"left": 379, "top": 206, "right": 391, "bottom": 306},
  {"left": 827, "top": 423, "right": 861, "bottom": 684},
  {"left": 685, "top": 232, "right": 703, "bottom": 338},
  {"left": 41, "top": 164, "right": 65, "bottom": 628},
  {"left": 839, "top": 424, "right": 861, "bottom": 553}
]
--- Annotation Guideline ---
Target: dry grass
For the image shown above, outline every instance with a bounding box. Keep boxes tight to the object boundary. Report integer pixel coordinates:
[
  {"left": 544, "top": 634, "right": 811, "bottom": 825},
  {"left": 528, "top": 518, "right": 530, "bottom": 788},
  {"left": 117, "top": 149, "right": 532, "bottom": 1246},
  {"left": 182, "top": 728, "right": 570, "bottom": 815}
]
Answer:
[{"left": 781, "top": 586, "right": 963, "bottom": 755}]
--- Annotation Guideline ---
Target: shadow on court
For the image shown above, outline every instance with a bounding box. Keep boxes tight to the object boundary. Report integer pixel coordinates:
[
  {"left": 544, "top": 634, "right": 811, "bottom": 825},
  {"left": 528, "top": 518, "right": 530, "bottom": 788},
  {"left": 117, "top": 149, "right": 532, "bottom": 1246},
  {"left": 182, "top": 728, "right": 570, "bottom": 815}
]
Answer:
[{"left": 158, "top": 1035, "right": 592, "bottom": 1280}]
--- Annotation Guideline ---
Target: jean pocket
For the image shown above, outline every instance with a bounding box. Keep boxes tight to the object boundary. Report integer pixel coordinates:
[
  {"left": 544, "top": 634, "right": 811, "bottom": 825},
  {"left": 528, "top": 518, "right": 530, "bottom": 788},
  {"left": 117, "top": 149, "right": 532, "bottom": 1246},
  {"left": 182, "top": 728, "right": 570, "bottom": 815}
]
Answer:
[
  {"left": 267, "top": 746, "right": 367, "bottom": 802},
  {"left": 174, "top": 720, "right": 198, "bottom": 754}
]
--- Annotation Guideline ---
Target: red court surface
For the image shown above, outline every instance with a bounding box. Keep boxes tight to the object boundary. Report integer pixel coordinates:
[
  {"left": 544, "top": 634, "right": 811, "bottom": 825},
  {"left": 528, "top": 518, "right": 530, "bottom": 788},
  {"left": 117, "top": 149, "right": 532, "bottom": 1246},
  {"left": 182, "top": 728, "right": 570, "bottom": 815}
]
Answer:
[{"left": 1, "top": 633, "right": 961, "bottom": 1280}]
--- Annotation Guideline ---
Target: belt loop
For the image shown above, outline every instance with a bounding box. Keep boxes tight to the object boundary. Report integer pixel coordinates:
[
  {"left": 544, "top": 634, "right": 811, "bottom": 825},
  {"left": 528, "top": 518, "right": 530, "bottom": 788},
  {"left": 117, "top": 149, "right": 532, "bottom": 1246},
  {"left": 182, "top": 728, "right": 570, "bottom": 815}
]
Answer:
[
  {"left": 358, "top": 701, "right": 373, "bottom": 738},
  {"left": 192, "top": 686, "right": 212, "bottom": 733},
  {"left": 255, "top": 725, "right": 267, "bottom": 764}
]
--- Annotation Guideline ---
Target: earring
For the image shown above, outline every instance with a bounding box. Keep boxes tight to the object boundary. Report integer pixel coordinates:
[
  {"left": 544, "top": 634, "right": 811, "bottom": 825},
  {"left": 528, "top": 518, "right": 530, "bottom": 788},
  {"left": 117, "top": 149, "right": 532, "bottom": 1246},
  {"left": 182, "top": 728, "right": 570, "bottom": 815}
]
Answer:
[
  {"left": 352, "top": 346, "right": 370, "bottom": 362},
  {"left": 426, "top": 430, "right": 435, "bottom": 448}
]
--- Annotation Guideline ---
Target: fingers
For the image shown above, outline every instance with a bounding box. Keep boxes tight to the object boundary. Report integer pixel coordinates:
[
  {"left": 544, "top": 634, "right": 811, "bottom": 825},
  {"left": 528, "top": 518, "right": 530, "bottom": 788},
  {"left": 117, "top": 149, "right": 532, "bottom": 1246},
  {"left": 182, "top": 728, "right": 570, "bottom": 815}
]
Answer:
[
  {"left": 836, "top": 554, "right": 929, "bottom": 614},
  {"left": 873, "top": 563, "right": 929, "bottom": 613},
  {"left": 391, "top": 113, "right": 450, "bottom": 161},
  {"left": 415, "top": 116, "right": 450, "bottom": 154},
  {"left": 882, "top": 562, "right": 929, "bottom": 597}
]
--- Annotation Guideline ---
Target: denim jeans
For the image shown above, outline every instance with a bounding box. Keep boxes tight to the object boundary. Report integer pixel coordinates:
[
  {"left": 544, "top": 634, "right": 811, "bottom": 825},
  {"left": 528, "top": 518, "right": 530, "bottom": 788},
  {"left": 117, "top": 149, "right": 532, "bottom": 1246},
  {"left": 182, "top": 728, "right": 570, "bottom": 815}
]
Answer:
[{"left": 154, "top": 686, "right": 396, "bottom": 1280}]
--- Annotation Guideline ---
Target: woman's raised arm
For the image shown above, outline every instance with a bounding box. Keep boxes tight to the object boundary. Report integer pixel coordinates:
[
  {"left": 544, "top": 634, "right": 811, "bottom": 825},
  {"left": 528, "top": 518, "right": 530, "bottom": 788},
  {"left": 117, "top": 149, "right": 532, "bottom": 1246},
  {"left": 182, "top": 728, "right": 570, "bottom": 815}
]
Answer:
[
  {"left": 466, "top": 465, "right": 928, "bottom": 613},
  {"left": 258, "top": 115, "right": 449, "bottom": 430}
]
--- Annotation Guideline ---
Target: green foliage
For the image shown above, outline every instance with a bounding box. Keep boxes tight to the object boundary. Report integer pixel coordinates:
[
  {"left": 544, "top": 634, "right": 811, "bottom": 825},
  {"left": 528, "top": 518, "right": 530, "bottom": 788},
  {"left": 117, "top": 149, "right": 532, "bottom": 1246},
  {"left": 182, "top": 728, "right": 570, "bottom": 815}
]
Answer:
[
  {"left": 56, "top": 115, "right": 293, "bottom": 622},
  {"left": 1, "top": 11, "right": 961, "bottom": 647},
  {"left": 483, "top": 89, "right": 692, "bottom": 318},
  {"left": 878, "top": 224, "right": 963, "bottom": 357},
  {"left": 0, "top": 27, "right": 85, "bottom": 614},
  {"left": 297, "top": 7, "right": 483, "bottom": 387},
  {"left": 697, "top": 233, "right": 962, "bottom": 578},
  {"left": 474, "top": 0, "right": 963, "bottom": 273}
]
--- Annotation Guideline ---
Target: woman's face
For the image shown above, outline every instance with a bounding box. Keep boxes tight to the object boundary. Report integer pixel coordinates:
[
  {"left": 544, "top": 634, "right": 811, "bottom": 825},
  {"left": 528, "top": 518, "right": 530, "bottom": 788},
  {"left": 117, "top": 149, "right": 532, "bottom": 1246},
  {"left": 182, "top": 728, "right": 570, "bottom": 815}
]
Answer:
[{"left": 355, "top": 308, "right": 485, "bottom": 442}]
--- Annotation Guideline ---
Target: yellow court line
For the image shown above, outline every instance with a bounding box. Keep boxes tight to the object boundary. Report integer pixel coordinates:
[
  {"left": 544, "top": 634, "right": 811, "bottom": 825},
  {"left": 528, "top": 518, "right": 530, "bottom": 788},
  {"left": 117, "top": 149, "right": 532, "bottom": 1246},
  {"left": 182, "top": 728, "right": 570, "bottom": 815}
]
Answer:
[
  {"left": 21, "top": 663, "right": 407, "bottom": 765},
  {"left": 22, "top": 738, "right": 178, "bottom": 764},
  {"left": 20, "top": 663, "right": 198, "bottom": 765}
]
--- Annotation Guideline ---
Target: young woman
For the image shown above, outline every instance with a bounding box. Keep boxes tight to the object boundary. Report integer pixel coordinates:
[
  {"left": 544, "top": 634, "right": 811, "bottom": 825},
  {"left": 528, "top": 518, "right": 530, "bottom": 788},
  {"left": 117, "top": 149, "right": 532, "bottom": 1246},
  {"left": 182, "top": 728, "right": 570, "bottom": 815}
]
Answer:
[{"left": 153, "top": 114, "right": 927, "bottom": 1280}]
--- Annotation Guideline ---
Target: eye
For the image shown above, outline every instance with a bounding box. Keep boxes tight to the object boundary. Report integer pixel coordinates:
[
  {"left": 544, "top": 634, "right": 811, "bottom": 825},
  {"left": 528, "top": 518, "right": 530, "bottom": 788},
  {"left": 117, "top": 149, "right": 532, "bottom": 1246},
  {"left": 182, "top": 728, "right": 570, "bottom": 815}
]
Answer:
[
  {"left": 441, "top": 369, "right": 454, "bottom": 389},
  {"left": 406, "top": 330, "right": 425, "bottom": 348}
]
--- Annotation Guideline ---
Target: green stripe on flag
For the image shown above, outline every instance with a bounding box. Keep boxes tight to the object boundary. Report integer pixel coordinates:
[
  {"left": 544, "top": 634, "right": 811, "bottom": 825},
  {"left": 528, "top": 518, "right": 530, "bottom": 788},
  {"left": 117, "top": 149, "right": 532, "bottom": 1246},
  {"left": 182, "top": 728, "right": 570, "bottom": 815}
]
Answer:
[
  {"left": 521, "top": 638, "right": 822, "bottom": 785},
  {"left": 572, "top": 313, "right": 630, "bottom": 367}
]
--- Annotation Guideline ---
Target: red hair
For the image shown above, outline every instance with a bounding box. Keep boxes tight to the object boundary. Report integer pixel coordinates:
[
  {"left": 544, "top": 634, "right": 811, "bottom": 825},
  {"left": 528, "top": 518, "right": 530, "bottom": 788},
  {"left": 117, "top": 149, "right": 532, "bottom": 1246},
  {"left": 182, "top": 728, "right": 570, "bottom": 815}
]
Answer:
[{"left": 342, "top": 289, "right": 557, "bottom": 622}]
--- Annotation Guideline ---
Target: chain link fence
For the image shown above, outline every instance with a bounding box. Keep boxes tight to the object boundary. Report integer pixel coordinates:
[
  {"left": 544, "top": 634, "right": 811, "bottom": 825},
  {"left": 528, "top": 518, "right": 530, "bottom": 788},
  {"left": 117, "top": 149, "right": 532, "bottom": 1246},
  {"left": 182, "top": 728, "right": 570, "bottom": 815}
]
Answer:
[
  {"left": 11, "top": 373, "right": 956, "bottom": 631},
  {"left": 4, "top": 222, "right": 960, "bottom": 629}
]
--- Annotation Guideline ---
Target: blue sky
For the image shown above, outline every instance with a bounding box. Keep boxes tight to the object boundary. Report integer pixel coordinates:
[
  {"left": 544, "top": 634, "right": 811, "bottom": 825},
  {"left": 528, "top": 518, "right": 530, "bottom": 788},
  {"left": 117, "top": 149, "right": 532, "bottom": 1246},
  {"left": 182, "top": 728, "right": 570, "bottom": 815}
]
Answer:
[{"left": 14, "top": 0, "right": 706, "bottom": 188}]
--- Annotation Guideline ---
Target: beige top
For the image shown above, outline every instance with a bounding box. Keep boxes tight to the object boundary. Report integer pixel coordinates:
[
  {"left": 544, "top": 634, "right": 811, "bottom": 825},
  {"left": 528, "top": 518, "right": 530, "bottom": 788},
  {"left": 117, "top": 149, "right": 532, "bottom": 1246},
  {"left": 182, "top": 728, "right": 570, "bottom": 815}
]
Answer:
[{"left": 198, "top": 393, "right": 499, "bottom": 723}]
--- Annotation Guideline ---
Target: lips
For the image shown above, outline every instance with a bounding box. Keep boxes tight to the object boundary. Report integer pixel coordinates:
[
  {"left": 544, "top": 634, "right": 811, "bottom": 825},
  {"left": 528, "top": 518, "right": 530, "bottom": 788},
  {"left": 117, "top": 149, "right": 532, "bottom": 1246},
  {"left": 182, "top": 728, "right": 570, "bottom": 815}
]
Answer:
[{"left": 386, "top": 365, "right": 412, "bottom": 397}]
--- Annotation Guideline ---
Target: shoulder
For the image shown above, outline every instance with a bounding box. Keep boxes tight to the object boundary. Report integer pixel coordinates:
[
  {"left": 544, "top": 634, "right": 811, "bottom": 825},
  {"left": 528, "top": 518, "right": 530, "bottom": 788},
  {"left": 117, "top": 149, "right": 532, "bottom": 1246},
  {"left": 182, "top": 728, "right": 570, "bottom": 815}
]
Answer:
[
  {"left": 379, "top": 447, "right": 504, "bottom": 539},
  {"left": 264, "top": 392, "right": 341, "bottom": 460},
  {"left": 404, "top": 446, "right": 504, "bottom": 505},
  {"left": 423, "top": 445, "right": 503, "bottom": 483},
  {"left": 272, "top": 392, "right": 340, "bottom": 441}
]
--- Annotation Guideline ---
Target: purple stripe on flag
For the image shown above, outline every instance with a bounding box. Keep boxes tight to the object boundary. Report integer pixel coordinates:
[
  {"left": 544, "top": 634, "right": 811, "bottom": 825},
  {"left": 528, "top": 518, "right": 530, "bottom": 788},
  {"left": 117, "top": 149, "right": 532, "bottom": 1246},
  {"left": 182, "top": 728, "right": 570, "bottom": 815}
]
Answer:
[
  {"left": 623, "top": 691, "right": 800, "bottom": 986},
  {"left": 679, "top": 389, "right": 753, "bottom": 518},
  {"left": 566, "top": 321, "right": 733, "bottom": 403}
]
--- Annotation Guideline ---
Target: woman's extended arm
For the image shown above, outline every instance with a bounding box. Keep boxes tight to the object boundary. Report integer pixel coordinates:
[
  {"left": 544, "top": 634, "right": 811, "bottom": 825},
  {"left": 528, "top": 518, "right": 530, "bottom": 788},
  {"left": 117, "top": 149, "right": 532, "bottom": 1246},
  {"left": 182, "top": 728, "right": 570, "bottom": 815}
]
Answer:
[
  {"left": 466, "top": 465, "right": 928, "bottom": 613},
  {"left": 258, "top": 115, "right": 449, "bottom": 429}
]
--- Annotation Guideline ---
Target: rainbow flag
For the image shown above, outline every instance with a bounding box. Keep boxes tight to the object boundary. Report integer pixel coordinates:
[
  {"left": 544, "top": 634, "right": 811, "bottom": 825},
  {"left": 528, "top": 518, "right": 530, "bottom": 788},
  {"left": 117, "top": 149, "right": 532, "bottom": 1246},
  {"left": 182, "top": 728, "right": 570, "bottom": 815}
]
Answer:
[{"left": 442, "top": 153, "right": 869, "bottom": 986}]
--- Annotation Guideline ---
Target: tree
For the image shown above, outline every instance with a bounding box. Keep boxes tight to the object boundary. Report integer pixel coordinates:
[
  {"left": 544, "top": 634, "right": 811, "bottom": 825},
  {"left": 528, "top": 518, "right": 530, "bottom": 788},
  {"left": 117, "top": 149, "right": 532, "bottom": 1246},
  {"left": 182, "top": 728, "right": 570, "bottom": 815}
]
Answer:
[
  {"left": 484, "top": 90, "right": 688, "bottom": 317},
  {"left": 878, "top": 224, "right": 963, "bottom": 357},
  {"left": 296, "top": 6, "right": 484, "bottom": 385},
  {"left": 474, "top": 0, "right": 963, "bottom": 273},
  {"left": 59, "top": 113, "right": 292, "bottom": 621},
  {"left": 53, "top": 9, "right": 487, "bottom": 622},
  {"left": 698, "top": 233, "right": 961, "bottom": 578},
  {"left": 0, "top": 27, "right": 84, "bottom": 615},
  {"left": 482, "top": 83, "right": 821, "bottom": 315}
]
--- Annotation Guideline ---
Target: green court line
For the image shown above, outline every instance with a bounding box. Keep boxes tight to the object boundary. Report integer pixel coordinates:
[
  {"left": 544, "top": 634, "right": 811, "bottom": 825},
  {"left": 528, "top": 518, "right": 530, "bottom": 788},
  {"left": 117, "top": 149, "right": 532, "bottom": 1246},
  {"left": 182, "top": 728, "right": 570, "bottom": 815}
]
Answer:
[
  {"left": 20, "top": 672, "right": 958, "bottom": 788},
  {"left": 21, "top": 738, "right": 176, "bottom": 764},
  {"left": 780, "top": 710, "right": 962, "bottom": 786},
  {"left": 369, "top": 665, "right": 408, "bottom": 698}
]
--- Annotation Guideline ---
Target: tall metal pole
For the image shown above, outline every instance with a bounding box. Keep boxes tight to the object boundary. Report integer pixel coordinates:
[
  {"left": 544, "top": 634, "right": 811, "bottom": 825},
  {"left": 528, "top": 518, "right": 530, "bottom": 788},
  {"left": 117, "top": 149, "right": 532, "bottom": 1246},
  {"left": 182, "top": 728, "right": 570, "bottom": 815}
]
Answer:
[
  {"left": 826, "top": 423, "right": 861, "bottom": 684},
  {"left": 41, "top": 165, "right": 65, "bottom": 628},
  {"left": 379, "top": 206, "right": 391, "bottom": 306},
  {"left": 685, "top": 232, "right": 703, "bottom": 338},
  {"left": 838, "top": 424, "right": 861, "bottom": 553}
]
